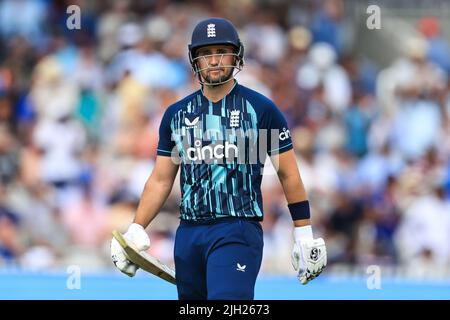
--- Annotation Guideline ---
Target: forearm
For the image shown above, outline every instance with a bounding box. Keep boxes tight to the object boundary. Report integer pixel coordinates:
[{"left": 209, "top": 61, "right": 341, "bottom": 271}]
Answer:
[
  {"left": 279, "top": 170, "right": 307, "bottom": 203},
  {"left": 133, "top": 174, "right": 174, "bottom": 228}
]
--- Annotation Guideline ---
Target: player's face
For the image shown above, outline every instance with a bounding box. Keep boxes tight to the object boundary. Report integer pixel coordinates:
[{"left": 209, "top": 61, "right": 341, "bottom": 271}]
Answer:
[{"left": 195, "top": 45, "right": 236, "bottom": 85}]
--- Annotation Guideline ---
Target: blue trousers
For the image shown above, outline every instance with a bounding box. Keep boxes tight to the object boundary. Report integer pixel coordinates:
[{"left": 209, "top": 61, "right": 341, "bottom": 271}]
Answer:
[{"left": 174, "top": 218, "right": 264, "bottom": 300}]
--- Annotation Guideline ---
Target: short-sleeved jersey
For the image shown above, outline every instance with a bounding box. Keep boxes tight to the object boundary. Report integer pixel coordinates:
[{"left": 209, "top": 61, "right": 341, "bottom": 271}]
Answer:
[{"left": 157, "top": 81, "right": 293, "bottom": 221}]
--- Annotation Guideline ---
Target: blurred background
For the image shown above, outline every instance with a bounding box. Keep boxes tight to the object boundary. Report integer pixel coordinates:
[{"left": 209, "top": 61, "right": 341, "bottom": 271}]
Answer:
[{"left": 1, "top": 0, "right": 450, "bottom": 299}]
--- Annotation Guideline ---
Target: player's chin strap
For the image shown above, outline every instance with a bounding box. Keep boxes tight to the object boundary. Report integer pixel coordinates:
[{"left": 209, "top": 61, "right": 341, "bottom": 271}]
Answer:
[{"left": 190, "top": 49, "right": 244, "bottom": 86}]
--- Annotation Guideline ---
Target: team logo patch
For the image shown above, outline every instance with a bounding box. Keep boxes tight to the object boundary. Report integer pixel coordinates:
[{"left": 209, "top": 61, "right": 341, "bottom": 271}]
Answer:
[
  {"left": 207, "top": 24, "right": 216, "bottom": 37},
  {"left": 230, "top": 110, "right": 240, "bottom": 128}
]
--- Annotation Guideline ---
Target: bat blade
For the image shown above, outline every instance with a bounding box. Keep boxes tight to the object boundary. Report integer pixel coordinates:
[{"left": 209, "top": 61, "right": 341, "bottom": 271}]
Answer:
[{"left": 112, "top": 230, "right": 176, "bottom": 285}]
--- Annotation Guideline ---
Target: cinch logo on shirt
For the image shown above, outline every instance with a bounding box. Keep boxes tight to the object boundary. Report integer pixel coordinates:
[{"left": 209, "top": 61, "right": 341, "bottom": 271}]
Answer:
[
  {"left": 186, "top": 140, "right": 238, "bottom": 162},
  {"left": 279, "top": 127, "right": 291, "bottom": 141}
]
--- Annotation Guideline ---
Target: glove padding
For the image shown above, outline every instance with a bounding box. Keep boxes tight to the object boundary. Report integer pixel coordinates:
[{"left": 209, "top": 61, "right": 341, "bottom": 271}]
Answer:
[
  {"left": 111, "top": 223, "right": 150, "bottom": 277},
  {"left": 292, "top": 237, "right": 327, "bottom": 285}
]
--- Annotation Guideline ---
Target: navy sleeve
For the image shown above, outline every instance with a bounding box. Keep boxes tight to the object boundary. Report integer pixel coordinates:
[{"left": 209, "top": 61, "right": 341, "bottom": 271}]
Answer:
[
  {"left": 265, "top": 102, "right": 293, "bottom": 156},
  {"left": 156, "top": 107, "right": 175, "bottom": 157}
]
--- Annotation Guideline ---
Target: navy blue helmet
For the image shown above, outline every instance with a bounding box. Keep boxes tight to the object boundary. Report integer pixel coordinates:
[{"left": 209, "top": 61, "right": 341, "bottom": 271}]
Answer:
[
  {"left": 188, "top": 18, "right": 244, "bottom": 81},
  {"left": 188, "top": 18, "right": 244, "bottom": 61}
]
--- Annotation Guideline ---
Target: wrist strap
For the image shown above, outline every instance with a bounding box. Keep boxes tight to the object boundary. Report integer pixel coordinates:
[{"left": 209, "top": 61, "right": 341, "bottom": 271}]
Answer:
[{"left": 288, "top": 200, "right": 311, "bottom": 221}]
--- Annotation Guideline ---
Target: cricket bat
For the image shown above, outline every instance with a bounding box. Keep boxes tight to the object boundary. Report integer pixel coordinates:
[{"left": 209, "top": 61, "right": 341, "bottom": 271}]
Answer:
[{"left": 112, "top": 230, "right": 176, "bottom": 285}]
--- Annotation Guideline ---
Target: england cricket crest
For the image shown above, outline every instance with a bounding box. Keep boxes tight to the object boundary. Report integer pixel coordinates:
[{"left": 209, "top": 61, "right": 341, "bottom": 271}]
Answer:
[
  {"left": 207, "top": 24, "right": 216, "bottom": 37},
  {"left": 230, "top": 110, "right": 240, "bottom": 128}
]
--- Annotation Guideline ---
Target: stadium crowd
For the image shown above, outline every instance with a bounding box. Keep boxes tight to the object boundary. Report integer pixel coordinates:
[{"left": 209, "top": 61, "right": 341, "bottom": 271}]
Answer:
[{"left": 0, "top": 0, "right": 450, "bottom": 278}]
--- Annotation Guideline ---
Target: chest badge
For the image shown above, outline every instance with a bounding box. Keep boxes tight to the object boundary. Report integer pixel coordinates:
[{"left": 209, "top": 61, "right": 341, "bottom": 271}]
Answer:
[{"left": 230, "top": 110, "right": 240, "bottom": 128}]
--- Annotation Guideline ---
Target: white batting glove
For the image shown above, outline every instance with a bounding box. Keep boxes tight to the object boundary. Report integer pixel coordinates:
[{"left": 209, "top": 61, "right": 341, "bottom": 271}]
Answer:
[
  {"left": 111, "top": 223, "right": 150, "bottom": 277},
  {"left": 291, "top": 225, "right": 327, "bottom": 285}
]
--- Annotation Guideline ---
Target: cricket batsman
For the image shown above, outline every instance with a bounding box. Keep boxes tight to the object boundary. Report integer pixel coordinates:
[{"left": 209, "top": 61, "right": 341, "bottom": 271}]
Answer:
[{"left": 111, "top": 17, "right": 327, "bottom": 299}]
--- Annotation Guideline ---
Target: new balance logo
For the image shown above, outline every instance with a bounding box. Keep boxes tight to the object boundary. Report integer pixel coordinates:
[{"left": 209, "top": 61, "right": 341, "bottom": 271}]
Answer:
[
  {"left": 185, "top": 117, "right": 199, "bottom": 128},
  {"left": 207, "top": 24, "right": 216, "bottom": 37},
  {"left": 230, "top": 110, "right": 240, "bottom": 128},
  {"left": 236, "top": 263, "right": 246, "bottom": 272}
]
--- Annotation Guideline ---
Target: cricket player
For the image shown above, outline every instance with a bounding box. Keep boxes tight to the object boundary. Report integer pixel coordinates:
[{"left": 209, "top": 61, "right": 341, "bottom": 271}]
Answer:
[{"left": 111, "top": 17, "right": 327, "bottom": 300}]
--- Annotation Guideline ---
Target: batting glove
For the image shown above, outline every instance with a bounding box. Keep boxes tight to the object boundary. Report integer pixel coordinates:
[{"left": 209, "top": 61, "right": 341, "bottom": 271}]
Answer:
[
  {"left": 291, "top": 225, "right": 327, "bottom": 285},
  {"left": 111, "top": 223, "right": 150, "bottom": 277}
]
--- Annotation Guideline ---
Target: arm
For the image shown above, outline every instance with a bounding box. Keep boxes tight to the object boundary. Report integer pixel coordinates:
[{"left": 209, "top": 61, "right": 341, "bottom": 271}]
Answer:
[
  {"left": 111, "top": 105, "right": 179, "bottom": 277},
  {"left": 271, "top": 149, "right": 310, "bottom": 227},
  {"left": 133, "top": 155, "right": 179, "bottom": 228}
]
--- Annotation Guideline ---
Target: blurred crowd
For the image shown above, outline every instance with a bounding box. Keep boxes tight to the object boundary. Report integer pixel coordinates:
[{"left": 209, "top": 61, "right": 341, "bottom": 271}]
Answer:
[{"left": 1, "top": 0, "right": 450, "bottom": 279}]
